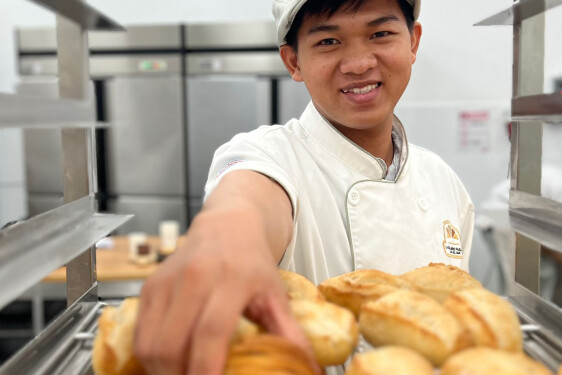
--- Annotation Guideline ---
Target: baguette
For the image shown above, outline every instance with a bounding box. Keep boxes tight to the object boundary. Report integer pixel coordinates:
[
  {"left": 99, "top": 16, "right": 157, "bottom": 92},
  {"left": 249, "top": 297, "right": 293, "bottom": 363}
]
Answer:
[
  {"left": 92, "top": 298, "right": 146, "bottom": 375},
  {"left": 345, "top": 346, "right": 434, "bottom": 375},
  {"left": 290, "top": 299, "right": 358, "bottom": 366},
  {"left": 318, "top": 269, "right": 415, "bottom": 318},
  {"left": 443, "top": 288, "right": 523, "bottom": 351},
  {"left": 359, "top": 290, "right": 471, "bottom": 366},
  {"left": 400, "top": 263, "right": 482, "bottom": 303},
  {"left": 441, "top": 347, "right": 553, "bottom": 375},
  {"left": 278, "top": 269, "right": 324, "bottom": 301}
]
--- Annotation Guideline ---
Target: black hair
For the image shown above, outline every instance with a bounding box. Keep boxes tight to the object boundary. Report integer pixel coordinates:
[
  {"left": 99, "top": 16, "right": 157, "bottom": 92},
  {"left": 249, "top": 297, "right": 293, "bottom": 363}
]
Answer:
[{"left": 285, "top": 0, "right": 415, "bottom": 51}]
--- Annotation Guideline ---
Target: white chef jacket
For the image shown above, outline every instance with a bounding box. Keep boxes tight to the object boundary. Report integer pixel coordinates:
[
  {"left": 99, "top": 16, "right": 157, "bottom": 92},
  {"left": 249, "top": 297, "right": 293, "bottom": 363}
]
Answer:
[{"left": 205, "top": 102, "right": 474, "bottom": 284}]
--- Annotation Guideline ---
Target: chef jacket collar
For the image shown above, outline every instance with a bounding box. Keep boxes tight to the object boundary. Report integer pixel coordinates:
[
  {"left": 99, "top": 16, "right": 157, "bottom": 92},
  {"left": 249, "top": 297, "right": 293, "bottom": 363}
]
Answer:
[{"left": 299, "top": 102, "right": 409, "bottom": 182}]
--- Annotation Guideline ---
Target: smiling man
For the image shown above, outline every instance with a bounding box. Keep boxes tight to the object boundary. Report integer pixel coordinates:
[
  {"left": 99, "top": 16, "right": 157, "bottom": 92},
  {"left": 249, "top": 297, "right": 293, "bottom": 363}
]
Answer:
[{"left": 135, "top": 1, "right": 474, "bottom": 374}]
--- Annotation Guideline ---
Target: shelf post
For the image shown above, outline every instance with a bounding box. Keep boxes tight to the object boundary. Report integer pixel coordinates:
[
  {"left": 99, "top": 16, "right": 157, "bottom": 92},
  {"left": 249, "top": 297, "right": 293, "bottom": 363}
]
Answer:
[
  {"left": 56, "top": 4, "right": 98, "bottom": 306},
  {"left": 511, "top": 4, "right": 545, "bottom": 294}
]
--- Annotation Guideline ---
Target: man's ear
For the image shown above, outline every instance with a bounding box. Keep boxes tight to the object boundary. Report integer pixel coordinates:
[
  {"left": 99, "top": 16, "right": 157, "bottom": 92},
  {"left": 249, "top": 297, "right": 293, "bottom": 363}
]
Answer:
[
  {"left": 279, "top": 45, "right": 303, "bottom": 82},
  {"left": 410, "top": 22, "right": 422, "bottom": 64}
]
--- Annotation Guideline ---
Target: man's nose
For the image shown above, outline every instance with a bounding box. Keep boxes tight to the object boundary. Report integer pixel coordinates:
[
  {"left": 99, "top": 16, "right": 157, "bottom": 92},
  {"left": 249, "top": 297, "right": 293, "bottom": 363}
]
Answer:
[{"left": 339, "top": 47, "right": 378, "bottom": 75}]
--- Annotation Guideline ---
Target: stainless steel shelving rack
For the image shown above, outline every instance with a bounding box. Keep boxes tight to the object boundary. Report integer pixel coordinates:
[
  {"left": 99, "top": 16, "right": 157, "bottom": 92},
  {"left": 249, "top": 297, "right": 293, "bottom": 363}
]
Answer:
[
  {"left": 0, "top": 1, "right": 129, "bottom": 374},
  {"left": 477, "top": 0, "right": 562, "bottom": 371}
]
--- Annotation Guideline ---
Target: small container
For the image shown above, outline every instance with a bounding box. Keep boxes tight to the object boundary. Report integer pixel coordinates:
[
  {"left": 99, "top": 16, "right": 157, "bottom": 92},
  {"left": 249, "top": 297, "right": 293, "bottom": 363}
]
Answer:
[
  {"left": 128, "top": 232, "right": 156, "bottom": 265},
  {"left": 159, "top": 221, "right": 180, "bottom": 258},
  {"left": 128, "top": 232, "right": 147, "bottom": 260}
]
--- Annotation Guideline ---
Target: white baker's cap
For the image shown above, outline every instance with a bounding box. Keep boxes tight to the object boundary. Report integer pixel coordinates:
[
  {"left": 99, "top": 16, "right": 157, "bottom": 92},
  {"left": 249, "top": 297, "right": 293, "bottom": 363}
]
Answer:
[{"left": 272, "top": 0, "right": 420, "bottom": 46}]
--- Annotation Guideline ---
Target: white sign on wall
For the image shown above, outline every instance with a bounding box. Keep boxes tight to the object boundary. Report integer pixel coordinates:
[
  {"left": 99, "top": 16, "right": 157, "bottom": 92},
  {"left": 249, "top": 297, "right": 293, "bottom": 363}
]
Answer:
[{"left": 459, "top": 110, "right": 491, "bottom": 153}]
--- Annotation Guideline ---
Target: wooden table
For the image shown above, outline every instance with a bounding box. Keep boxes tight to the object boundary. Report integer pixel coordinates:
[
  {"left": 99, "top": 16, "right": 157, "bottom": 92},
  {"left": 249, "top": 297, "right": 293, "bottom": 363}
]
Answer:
[{"left": 43, "top": 236, "right": 162, "bottom": 283}]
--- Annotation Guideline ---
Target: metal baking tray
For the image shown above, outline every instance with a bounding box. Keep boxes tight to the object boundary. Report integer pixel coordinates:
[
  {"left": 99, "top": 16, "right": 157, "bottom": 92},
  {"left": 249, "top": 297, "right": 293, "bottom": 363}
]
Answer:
[{"left": 1, "top": 284, "right": 561, "bottom": 374}]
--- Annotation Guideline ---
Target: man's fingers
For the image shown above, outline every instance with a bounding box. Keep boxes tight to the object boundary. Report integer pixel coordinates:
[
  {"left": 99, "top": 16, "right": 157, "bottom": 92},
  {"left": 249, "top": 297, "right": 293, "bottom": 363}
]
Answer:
[
  {"left": 135, "top": 273, "right": 174, "bottom": 375},
  {"left": 187, "top": 282, "right": 248, "bottom": 375},
  {"left": 245, "top": 290, "right": 323, "bottom": 375}
]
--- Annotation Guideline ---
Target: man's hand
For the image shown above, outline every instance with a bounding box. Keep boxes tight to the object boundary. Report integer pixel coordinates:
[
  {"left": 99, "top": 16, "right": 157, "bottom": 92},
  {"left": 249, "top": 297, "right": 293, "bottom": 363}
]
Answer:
[{"left": 134, "top": 171, "right": 316, "bottom": 375}]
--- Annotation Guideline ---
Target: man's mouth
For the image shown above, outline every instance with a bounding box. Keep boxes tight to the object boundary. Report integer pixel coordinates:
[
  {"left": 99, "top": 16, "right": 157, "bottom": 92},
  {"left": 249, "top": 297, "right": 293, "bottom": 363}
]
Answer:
[{"left": 341, "top": 82, "right": 381, "bottom": 94}]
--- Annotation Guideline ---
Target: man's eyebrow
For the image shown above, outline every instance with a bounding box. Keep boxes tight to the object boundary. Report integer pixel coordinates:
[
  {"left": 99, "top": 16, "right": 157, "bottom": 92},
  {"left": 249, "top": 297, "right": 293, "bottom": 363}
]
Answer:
[
  {"left": 305, "top": 15, "right": 402, "bottom": 36},
  {"left": 306, "top": 24, "right": 339, "bottom": 36},
  {"left": 367, "top": 15, "right": 401, "bottom": 27}
]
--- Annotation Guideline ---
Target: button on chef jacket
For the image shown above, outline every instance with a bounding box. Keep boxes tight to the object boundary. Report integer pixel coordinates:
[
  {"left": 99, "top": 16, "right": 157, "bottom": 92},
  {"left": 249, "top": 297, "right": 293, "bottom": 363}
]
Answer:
[{"left": 205, "top": 102, "right": 474, "bottom": 284}]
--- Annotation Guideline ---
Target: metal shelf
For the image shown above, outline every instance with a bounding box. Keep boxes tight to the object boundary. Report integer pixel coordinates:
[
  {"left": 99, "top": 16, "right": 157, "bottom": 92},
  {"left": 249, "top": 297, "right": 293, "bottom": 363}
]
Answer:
[
  {"left": 0, "top": 93, "right": 107, "bottom": 129},
  {"left": 510, "top": 283, "right": 562, "bottom": 372},
  {"left": 28, "top": 0, "right": 124, "bottom": 31},
  {"left": 0, "top": 195, "right": 132, "bottom": 311},
  {"left": 475, "top": 0, "right": 562, "bottom": 26},
  {"left": 512, "top": 93, "right": 562, "bottom": 122},
  {"left": 0, "top": 287, "right": 102, "bottom": 375},
  {"left": 509, "top": 191, "right": 562, "bottom": 254}
]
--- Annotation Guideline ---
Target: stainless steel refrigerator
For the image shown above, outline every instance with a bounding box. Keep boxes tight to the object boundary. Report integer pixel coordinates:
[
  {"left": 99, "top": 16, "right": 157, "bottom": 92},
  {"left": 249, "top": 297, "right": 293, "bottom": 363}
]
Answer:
[{"left": 17, "top": 22, "right": 311, "bottom": 233}]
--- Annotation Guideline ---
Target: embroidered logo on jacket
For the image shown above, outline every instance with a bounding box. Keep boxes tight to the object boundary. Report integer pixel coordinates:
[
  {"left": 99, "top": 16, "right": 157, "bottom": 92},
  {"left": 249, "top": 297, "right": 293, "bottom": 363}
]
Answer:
[{"left": 442, "top": 220, "right": 463, "bottom": 259}]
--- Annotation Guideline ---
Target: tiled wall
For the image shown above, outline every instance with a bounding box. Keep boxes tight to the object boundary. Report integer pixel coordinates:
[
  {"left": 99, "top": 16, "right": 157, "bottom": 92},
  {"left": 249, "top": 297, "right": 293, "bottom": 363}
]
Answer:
[{"left": 0, "top": 129, "right": 27, "bottom": 227}]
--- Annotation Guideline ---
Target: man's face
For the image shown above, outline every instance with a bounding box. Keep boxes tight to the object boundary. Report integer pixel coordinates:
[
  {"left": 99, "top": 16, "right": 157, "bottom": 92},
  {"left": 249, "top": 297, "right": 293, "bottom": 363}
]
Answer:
[{"left": 280, "top": 0, "right": 421, "bottom": 134}]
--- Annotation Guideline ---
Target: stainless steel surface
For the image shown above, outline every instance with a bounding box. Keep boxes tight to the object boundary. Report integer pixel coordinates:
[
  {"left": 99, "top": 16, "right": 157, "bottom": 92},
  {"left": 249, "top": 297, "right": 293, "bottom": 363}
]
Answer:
[
  {"left": 186, "top": 76, "right": 271, "bottom": 202},
  {"left": 28, "top": 0, "right": 124, "bottom": 31},
  {"left": 186, "top": 53, "right": 286, "bottom": 75},
  {"left": 511, "top": 283, "right": 562, "bottom": 371},
  {"left": 511, "top": 10, "right": 545, "bottom": 294},
  {"left": 18, "top": 25, "right": 181, "bottom": 51},
  {"left": 20, "top": 54, "right": 183, "bottom": 78},
  {"left": 25, "top": 131, "right": 63, "bottom": 194},
  {"left": 512, "top": 93, "right": 562, "bottom": 122},
  {"left": 57, "top": 11, "right": 98, "bottom": 306},
  {"left": 185, "top": 22, "right": 277, "bottom": 48},
  {"left": 105, "top": 76, "right": 185, "bottom": 196},
  {"left": 0, "top": 195, "right": 132, "bottom": 310},
  {"left": 509, "top": 190, "right": 562, "bottom": 253},
  {"left": 107, "top": 196, "right": 186, "bottom": 234},
  {"left": 278, "top": 77, "right": 311, "bottom": 124},
  {"left": 0, "top": 286, "right": 100, "bottom": 375},
  {"left": 475, "top": 0, "right": 562, "bottom": 26},
  {"left": 0, "top": 93, "right": 97, "bottom": 128}
]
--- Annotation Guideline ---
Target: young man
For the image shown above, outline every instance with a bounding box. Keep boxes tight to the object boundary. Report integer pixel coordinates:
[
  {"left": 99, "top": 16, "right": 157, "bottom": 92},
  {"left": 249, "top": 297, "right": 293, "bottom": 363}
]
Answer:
[{"left": 135, "top": 0, "right": 474, "bottom": 374}]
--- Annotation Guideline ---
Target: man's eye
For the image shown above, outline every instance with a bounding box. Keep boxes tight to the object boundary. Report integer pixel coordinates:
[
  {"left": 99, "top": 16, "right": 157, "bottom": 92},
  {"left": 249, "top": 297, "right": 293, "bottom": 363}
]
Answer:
[
  {"left": 372, "top": 31, "right": 391, "bottom": 38},
  {"left": 318, "top": 38, "right": 339, "bottom": 46}
]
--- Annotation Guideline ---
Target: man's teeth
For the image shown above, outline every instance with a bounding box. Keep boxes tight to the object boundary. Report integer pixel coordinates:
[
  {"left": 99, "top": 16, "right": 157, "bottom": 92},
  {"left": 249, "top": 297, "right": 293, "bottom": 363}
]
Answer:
[{"left": 342, "top": 83, "right": 380, "bottom": 94}]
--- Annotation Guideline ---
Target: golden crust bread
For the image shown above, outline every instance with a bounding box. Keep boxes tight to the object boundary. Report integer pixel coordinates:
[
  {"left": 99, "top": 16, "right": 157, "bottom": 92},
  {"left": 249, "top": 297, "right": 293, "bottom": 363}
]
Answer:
[
  {"left": 225, "top": 334, "right": 318, "bottom": 375},
  {"left": 290, "top": 299, "right": 358, "bottom": 366},
  {"left": 92, "top": 298, "right": 147, "bottom": 375},
  {"left": 359, "top": 290, "right": 471, "bottom": 366},
  {"left": 441, "top": 347, "right": 554, "bottom": 375},
  {"left": 345, "top": 346, "right": 434, "bottom": 375},
  {"left": 278, "top": 270, "right": 325, "bottom": 301},
  {"left": 318, "top": 269, "right": 415, "bottom": 318},
  {"left": 444, "top": 288, "right": 523, "bottom": 352},
  {"left": 400, "top": 263, "right": 483, "bottom": 303},
  {"left": 230, "top": 316, "right": 263, "bottom": 345}
]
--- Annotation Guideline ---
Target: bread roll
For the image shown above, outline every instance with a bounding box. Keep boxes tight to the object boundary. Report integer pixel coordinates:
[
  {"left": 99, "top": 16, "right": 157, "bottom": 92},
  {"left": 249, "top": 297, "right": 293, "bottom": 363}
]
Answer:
[
  {"left": 318, "top": 269, "right": 415, "bottom": 318},
  {"left": 400, "top": 263, "right": 483, "bottom": 303},
  {"left": 290, "top": 299, "right": 358, "bottom": 366},
  {"left": 359, "top": 290, "right": 470, "bottom": 366},
  {"left": 444, "top": 288, "right": 523, "bottom": 351},
  {"left": 345, "top": 346, "right": 434, "bottom": 375},
  {"left": 230, "top": 316, "right": 262, "bottom": 345},
  {"left": 92, "top": 298, "right": 147, "bottom": 375},
  {"left": 93, "top": 298, "right": 263, "bottom": 375},
  {"left": 278, "top": 269, "right": 324, "bottom": 301},
  {"left": 441, "top": 347, "right": 553, "bottom": 375},
  {"left": 225, "top": 334, "right": 318, "bottom": 375}
]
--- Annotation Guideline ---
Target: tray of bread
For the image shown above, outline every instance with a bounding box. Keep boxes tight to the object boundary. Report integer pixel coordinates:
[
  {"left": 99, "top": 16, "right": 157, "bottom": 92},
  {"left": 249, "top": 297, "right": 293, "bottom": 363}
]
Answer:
[{"left": 1, "top": 263, "right": 561, "bottom": 375}]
